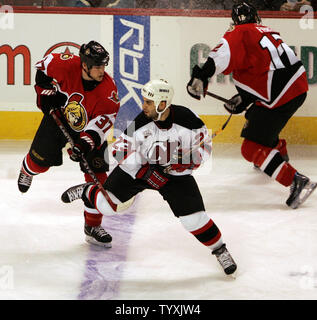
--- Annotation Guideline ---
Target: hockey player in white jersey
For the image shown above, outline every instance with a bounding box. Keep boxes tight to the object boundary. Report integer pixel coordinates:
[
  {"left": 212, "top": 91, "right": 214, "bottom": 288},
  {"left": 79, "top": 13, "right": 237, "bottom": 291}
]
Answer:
[{"left": 61, "top": 79, "right": 237, "bottom": 275}]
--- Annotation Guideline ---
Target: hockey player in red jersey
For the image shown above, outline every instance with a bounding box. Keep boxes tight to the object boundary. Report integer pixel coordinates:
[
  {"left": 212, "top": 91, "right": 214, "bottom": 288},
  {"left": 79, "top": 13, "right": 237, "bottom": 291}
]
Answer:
[
  {"left": 60, "top": 79, "right": 237, "bottom": 276},
  {"left": 18, "top": 41, "right": 120, "bottom": 247},
  {"left": 187, "top": 1, "right": 316, "bottom": 209}
]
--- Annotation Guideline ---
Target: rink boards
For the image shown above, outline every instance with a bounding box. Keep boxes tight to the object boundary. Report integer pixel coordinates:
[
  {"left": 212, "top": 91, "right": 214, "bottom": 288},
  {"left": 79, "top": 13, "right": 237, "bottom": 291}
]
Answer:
[{"left": 0, "top": 10, "right": 316, "bottom": 143}]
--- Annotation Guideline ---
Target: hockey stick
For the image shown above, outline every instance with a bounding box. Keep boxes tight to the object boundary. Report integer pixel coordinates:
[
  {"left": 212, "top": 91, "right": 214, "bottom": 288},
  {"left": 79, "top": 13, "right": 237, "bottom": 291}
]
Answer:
[
  {"left": 211, "top": 113, "right": 233, "bottom": 138},
  {"left": 204, "top": 91, "right": 234, "bottom": 138},
  {"left": 50, "top": 110, "right": 134, "bottom": 212},
  {"left": 163, "top": 139, "right": 206, "bottom": 174},
  {"left": 206, "top": 91, "right": 233, "bottom": 105},
  {"left": 164, "top": 113, "right": 232, "bottom": 173}
]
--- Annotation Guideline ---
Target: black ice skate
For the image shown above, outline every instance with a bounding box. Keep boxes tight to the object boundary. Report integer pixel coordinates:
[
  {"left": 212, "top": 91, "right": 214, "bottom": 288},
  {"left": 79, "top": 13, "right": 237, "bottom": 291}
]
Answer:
[
  {"left": 61, "top": 182, "right": 93, "bottom": 203},
  {"left": 286, "top": 172, "right": 317, "bottom": 209},
  {"left": 18, "top": 168, "right": 33, "bottom": 193},
  {"left": 84, "top": 224, "right": 112, "bottom": 248},
  {"left": 212, "top": 244, "right": 237, "bottom": 275}
]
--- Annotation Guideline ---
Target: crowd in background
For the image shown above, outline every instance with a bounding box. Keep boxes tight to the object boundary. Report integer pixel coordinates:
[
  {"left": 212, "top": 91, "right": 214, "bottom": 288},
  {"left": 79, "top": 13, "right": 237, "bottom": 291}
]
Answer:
[{"left": 0, "top": 0, "right": 316, "bottom": 11}]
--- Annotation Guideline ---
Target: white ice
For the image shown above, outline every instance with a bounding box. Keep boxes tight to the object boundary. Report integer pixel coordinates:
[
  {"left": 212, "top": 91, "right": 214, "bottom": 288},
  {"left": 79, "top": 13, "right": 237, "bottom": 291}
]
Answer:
[{"left": 0, "top": 140, "right": 317, "bottom": 300}]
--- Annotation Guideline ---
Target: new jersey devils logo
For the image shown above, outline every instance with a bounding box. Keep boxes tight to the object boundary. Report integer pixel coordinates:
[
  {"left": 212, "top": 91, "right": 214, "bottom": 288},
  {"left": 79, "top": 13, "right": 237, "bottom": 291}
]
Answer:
[
  {"left": 63, "top": 93, "right": 88, "bottom": 132},
  {"left": 147, "top": 140, "right": 180, "bottom": 165}
]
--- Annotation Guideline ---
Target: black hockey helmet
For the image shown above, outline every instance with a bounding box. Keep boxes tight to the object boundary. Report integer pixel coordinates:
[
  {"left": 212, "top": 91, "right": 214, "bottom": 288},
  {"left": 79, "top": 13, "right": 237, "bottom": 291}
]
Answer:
[
  {"left": 231, "top": 1, "right": 261, "bottom": 25},
  {"left": 79, "top": 41, "right": 109, "bottom": 69}
]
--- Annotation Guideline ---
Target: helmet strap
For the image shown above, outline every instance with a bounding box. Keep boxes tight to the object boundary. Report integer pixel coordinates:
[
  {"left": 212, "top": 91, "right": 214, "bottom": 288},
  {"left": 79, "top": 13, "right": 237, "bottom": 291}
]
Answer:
[{"left": 154, "top": 101, "right": 169, "bottom": 121}]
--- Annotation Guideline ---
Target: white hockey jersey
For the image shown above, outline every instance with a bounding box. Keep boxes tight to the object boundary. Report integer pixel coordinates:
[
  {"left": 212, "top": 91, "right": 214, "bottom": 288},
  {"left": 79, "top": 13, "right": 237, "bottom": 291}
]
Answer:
[{"left": 112, "top": 105, "right": 212, "bottom": 178}]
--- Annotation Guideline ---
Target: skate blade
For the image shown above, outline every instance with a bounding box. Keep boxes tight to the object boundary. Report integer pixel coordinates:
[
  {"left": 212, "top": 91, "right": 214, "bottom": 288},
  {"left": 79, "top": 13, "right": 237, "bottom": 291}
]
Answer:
[
  {"left": 85, "top": 235, "right": 112, "bottom": 248},
  {"left": 225, "top": 272, "right": 237, "bottom": 280},
  {"left": 291, "top": 181, "right": 317, "bottom": 209},
  {"left": 223, "top": 264, "right": 237, "bottom": 279}
]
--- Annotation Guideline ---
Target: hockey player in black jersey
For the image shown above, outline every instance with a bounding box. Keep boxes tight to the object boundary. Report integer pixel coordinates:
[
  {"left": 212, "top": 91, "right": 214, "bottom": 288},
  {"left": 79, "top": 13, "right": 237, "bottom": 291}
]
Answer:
[{"left": 61, "top": 79, "right": 237, "bottom": 276}]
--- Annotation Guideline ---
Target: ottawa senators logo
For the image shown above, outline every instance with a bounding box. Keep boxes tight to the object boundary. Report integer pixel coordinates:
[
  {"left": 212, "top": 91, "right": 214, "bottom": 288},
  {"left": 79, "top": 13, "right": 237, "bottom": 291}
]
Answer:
[
  {"left": 109, "top": 90, "right": 120, "bottom": 104},
  {"left": 63, "top": 93, "right": 87, "bottom": 132}
]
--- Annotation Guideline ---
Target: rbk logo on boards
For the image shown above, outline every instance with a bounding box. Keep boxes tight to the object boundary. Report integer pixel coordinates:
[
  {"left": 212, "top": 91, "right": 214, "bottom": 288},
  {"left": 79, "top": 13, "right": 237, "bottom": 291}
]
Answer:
[{"left": 113, "top": 15, "right": 150, "bottom": 137}]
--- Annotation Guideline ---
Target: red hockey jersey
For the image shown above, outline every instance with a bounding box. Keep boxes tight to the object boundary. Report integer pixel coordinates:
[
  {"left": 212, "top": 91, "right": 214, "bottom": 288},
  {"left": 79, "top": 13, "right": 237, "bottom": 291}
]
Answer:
[
  {"left": 35, "top": 53, "right": 120, "bottom": 142},
  {"left": 209, "top": 23, "right": 308, "bottom": 108}
]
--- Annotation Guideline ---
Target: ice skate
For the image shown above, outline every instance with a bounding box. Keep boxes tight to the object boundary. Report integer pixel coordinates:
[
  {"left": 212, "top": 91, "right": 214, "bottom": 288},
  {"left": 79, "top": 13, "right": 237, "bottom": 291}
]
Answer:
[
  {"left": 18, "top": 168, "right": 33, "bottom": 193},
  {"left": 286, "top": 172, "right": 317, "bottom": 209},
  {"left": 253, "top": 164, "right": 261, "bottom": 172},
  {"left": 84, "top": 224, "right": 112, "bottom": 248},
  {"left": 61, "top": 182, "right": 93, "bottom": 203},
  {"left": 212, "top": 243, "right": 237, "bottom": 275}
]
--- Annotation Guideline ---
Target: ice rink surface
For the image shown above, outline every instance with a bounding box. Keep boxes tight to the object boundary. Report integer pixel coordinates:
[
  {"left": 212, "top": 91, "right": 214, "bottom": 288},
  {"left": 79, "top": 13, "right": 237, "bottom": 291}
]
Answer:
[{"left": 0, "top": 140, "right": 317, "bottom": 300}]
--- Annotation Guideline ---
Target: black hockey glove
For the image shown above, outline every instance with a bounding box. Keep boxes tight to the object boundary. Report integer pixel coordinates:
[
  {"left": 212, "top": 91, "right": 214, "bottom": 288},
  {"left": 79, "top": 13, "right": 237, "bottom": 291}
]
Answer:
[
  {"left": 136, "top": 164, "right": 169, "bottom": 190},
  {"left": 187, "top": 57, "right": 216, "bottom": 100},
  {"left": 186, "top": 65, "right": 209, "bottom": 100},
  {"left": 35, "top": 85, "right": 67, "bottom": 115},
  {"left": 69, "top": 131, "right": 98, "bottom": 162},
  {"left": 223, "top": 94, "right": 250, "bottom": 114}
]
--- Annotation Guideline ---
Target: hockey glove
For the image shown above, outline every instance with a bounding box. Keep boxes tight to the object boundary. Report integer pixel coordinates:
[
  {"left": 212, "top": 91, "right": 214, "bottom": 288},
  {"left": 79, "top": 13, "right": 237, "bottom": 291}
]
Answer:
[
  {"left": 69, "top": 131, "right": 97, "bottom": 162},
  {"left": 169, "top": 149, "right": 202, "bottom": 172},
  {"left": 136, "top": 164, "right": 169, "bottom": 189},
  {"left": 35, "top": 85, "right": 67, "bottom": 115},
  {"left": 224, "top": 94, "right": 250, "bottom": 114},
  {"left": 186, "top": 65, "right": 209, "bottom": 100},
  {"left": 187, "top": 58, "right": 216, "bottom": 100}
]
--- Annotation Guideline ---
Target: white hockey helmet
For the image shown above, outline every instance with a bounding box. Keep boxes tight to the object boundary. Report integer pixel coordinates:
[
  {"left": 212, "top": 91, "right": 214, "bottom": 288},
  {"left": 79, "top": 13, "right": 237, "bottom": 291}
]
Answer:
[{"left": 141, "top": 79, "right": 174, "bottom": 120}]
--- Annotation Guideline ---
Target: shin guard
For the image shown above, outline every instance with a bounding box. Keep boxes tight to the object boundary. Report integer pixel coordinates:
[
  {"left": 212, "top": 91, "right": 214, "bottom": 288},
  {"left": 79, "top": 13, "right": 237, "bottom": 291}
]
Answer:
[
  {"left": 23, "top": 153, "right": 49, "bottom": 175},
  {"left": 241, "top": 139, "right": 296, "bottom": 186},
  {"left": 83, "top": 172, "right": 107, "bottom": 227},
  {"left": 179, "top": 211, "right": 223, "bottom": 251}
]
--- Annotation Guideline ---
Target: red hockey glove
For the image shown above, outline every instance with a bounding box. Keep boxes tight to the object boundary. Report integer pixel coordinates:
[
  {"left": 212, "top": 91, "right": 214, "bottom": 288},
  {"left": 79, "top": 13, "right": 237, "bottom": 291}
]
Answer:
[
  {"left": 169, "top": 149, "right": 202, "bottom": 172},
  {"left": 69, "top": 131, "right": 97, "bottom": 162},
  {"left": 35, "top": 85, "right": 67, "bottom": 115},
  {"left": 136, "top": 164, "right": 169, "bottom": 189}
]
